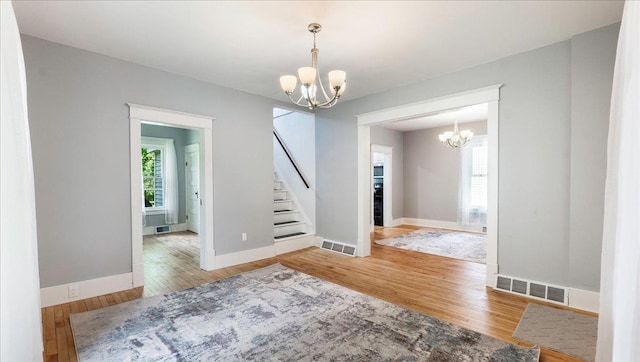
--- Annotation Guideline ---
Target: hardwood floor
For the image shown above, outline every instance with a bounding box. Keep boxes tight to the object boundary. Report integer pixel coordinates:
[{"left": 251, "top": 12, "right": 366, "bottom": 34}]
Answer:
[{"left": 42, "top": 227, "right": 592, "bottom": 361}]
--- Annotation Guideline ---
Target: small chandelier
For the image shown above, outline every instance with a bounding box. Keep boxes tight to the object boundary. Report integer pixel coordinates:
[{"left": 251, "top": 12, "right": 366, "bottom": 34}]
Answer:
[
  {"left": 279, "top": 23, "right": 346, "bottom": 109},
  {"left": 438, "top": 121, "right": 473, "bottom": 148}
]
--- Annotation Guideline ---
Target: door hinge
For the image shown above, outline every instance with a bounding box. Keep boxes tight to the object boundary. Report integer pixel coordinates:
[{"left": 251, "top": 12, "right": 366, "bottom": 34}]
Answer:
[{"left": 186, "top": 215, "right": 189, "bottom": 220}]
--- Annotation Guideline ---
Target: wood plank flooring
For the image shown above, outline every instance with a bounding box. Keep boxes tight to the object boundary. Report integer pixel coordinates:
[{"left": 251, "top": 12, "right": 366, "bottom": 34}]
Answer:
[{"left": 42, "top": 227, "right": 593, "bottom": 361}]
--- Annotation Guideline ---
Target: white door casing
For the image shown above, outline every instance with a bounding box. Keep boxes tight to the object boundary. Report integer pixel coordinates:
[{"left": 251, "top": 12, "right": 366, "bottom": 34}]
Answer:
[
  {"left": 185, "top": 144, "right": 200, "bottom": 233},
  {"left": 356, "top": 85, "right": 502, "bottom": 287},
  {"left": 129, "top": 103, "right": 215, "bottom": 288},
  {"left": 371, "top": 144, "right": 393, "bottom": 229}
]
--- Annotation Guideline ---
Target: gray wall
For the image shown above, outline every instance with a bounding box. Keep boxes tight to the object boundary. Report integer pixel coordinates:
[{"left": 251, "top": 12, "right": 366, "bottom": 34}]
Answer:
[
  {"left": 315, "top": 113, "right": 358, "bottom": 243},
  {"left": 569, "top": 24, "right": 618, "bottom": 291},
  {"left": 316, "top": 23, "right": 618, "bottom": 290},
  {"left": 370, "top": 126, "right": 403, "bottom": 220},
  {"left": 186, "top": 128, "right": 201, "bottom": 146},
  {"left": 23, "top": 35, "right": 284, "bottom": 287},
  {"left": 403, "top": 121, "right": 487, "bottom": 222},
  {"left": 141, "top": 124, "right": 189, "bottom": 226}
]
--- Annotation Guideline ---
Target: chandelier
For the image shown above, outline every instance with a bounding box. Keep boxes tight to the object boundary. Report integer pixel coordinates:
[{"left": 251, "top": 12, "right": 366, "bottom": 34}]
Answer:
[
  {"left": 279, "top": 23, "right": 346, "bottom": 109},
  {"left": 438, "top": 121, "right": 473, "bottom": 148}
]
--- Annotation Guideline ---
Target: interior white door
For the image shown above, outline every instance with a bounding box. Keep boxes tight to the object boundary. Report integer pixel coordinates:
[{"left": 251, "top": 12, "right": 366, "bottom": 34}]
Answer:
[{"left": 185, "top": 144, "right": 200, "bottom": 233}]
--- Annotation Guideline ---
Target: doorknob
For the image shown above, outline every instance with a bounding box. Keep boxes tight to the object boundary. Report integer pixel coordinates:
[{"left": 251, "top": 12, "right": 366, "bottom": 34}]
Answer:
[{"left": 195, "top": 191, "right": 199, "bottom": 198}]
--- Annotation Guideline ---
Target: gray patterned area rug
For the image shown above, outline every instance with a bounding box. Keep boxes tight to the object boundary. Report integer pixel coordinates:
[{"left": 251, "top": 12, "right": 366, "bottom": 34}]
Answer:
[
  {"left": 513, "top": 303, "right": 598, "bottom": 362},
  {"left": 70, "top": 264, "right": 539, "bottom": 361},
  {"left": 375, "top": 227, "right": 486, "bottom": 264}
]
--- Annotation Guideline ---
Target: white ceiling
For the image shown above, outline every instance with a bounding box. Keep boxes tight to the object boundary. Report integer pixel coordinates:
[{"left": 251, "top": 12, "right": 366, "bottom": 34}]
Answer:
[
  {"left": 380, "top": 103, "right": 487, "bottom": 132},
  {"left": 13, "top": 1, "right": 623, "bottom": 103}
]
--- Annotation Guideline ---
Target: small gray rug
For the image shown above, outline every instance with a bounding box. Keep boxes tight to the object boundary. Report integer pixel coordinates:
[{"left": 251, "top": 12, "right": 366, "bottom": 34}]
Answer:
[
  {"left": 71, "top": 264, "right": 538, "bottom": 361},
  {"left": 375, "top": 227, "right": 486, "bottom": 263},
  {"left": 513, "top": 303, "right": 598, "bottom": 362}
]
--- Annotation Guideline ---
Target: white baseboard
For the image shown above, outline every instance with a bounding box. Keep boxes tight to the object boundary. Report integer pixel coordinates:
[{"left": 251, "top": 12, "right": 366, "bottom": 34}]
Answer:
[
  {"left": 315, "top": 235, "right": 324, "bottom": 247},
  {"left": 401, "top": 218, "right": 484, "bottom": 233},
  {"left": 568, "top": 288, "right": 599, "bottom": 313},
  {"left": 274, "top": 234, "right": 316, "bottom": 255},
  {"left": 40, "top": 272, "right": 133, "bottom": 308},
  {"left": 214, "top": 245, "right": 276, "bottom": 269},
  {"left": 143, "top": 223, "right": 187, "bottom": 236},
  {"left": 390, "top": 218, "right": 404, "bottom": 227},
  {"left": 172, "top": 223, "right": 187, "bottom": 232},
  {"left": 486, "top": 263, "right": 498, "bottom": 288},
  {"left": 132, "top": 262, "right": 144, "bottom": 288}
]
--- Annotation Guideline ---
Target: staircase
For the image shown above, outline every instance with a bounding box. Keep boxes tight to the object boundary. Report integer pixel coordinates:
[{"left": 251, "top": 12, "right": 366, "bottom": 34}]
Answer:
[{"left": 273, "top": 173, "right": 309, "bottom": 241}]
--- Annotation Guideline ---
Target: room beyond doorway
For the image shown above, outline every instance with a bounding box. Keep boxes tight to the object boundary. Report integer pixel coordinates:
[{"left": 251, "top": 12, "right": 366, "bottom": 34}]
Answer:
[
  {"left": 129, "top": 103, "right": 215, "bottom": 288},
  {"left": 356, "top": 85, "right": 502, "bottom": 286}
]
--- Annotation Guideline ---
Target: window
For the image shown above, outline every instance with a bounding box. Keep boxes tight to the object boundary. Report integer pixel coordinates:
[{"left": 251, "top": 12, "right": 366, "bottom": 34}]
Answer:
[
  {"left": 142, "top": 146, "right": 164, "bottom": 210},
  {"left": 458, "top": 135, "right": 488, "bottom": 225},
  {"left": 141, "top": 136, "right": 178, "bottom": 223},
  {"left": 470, "top": 142, "right": 488, "bottom": 208},
  {"left": 141, "top": 138, "right": 166, "bottom": 211}
]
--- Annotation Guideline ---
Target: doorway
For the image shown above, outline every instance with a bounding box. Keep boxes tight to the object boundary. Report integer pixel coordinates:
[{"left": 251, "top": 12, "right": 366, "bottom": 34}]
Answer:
[
  {"left": 129, "top": 104, "right": 214, "bottom": 288},
  {"left": 356, "top": 85, "right": 502, "bottom": 286},
  {"left": 371, "top": 145, "right": 392, "bottom": 228}
]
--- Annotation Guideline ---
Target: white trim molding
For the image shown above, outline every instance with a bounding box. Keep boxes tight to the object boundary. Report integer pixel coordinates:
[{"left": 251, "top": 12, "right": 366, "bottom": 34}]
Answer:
[
  {"left": 129, "top": 103, "right": 215, "bottom": 291},
  {"left": 129, "top": 103, "right": 214, "bottom": 129},
  {"left": 142, "top": 223, "right": 188, "bottom": 236},
  {"left": 40, "top": 273, "right": 133, "bottom": 308},
  {"left": 568, "top": 288, "right": 600, "bottom": 313},
  {"left": 356, "top": 85, "right": 503, "bottom": 126},
  {"left": 356, "top": 85, "right": 502, "bottom": 287},
  {"left": 401, "top": 218, "right": 484, "bottom": 233},
  {"left": 214, "top": 245, "right": 276, "bottom": 269},
  {"left": 274, "top": 234, "right": 316, "bottom": 255},
  {"left": 371, "top": 144, "right": 393, "bottom": 228}
]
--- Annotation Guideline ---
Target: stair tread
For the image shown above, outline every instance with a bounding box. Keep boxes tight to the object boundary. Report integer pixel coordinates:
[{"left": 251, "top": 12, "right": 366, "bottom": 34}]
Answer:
[
  {"left": 274, "top": 221, "right": 303, "bottom": 228},
  {"left": 274, "top": 210, "right": 295, "bottom": 213},
  {"left": 274, "top": 232, "right": 306, "bottom": 240},
  {"left": 274, "top": 199, "right": 293, "bottom": 203},
  {"left": 274, "top": 220, "right": 300, "bottom": 226}
]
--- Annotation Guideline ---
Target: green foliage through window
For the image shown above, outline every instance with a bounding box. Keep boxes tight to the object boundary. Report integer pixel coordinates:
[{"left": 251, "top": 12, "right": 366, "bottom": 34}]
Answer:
[{"left": 142, "top": 147, "right": 163, "bottom": 208}]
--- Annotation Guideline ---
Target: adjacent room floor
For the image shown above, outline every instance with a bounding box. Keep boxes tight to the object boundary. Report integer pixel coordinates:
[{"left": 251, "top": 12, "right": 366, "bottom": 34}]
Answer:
[
  {"left": 373, "top": 225, "right": 487, "bottom": 264},
  {"left": 42, "top": 227, "right": 590, "bottom": 362}
]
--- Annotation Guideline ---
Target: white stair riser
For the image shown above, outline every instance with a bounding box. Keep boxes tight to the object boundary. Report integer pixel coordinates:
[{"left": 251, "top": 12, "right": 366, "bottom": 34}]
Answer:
[
  {"left": 274, "top": 181, "right": 283, "bottom": 190},
  {"left": 274, "top": 190, "right": 287, "bottom": 200},
  {"left": 274, "top": 223, "right": 306, "bottom": 237},
  {"left": 274, "top": 212, "right": 299, "bottom": 224},
  {"left": 274, "top": 201, "right": 293, "bottom": 211}
]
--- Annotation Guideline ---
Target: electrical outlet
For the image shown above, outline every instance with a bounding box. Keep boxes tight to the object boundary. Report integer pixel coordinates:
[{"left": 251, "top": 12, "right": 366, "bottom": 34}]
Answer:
[
  {"left": 242, "top": 233, "right": 247, "bottom": 241},
  {"left": 68, "top": 284, "right": 79, "bottom": 298}
]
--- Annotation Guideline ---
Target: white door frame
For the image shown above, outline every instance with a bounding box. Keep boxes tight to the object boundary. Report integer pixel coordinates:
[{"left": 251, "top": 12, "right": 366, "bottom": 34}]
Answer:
[
  {"left": 128, "top": 103, "right": 215, "bottom": 288},
  {"left": 371, "top": 144, "right": 393, "bottom": 228},
  {"left": 355, "top": 84, "right": 502, "bottom": 287},
  {"left": 185, "top": 143, "right": 200, "bottom": 233}
]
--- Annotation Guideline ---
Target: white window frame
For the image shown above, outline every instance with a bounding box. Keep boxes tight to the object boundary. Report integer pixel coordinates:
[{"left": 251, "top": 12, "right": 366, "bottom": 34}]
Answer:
[
  {"left": 468, "top": 135, "right": 488, "bottom": 209},
  {"left": 141, "top": 136, "right": 169, "bottom": 214}
]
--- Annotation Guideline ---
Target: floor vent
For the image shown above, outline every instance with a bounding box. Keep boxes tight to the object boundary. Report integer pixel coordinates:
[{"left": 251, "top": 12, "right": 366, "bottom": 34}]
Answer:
[
  {"left": 495, "top": 274, "right": 568, "bottom": 305},
  {"left": 155, "top": 225, "right": 171, "bottom": 234},
  {"left": 320, "top": 240, "right": 356, "bottom": 257}
]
